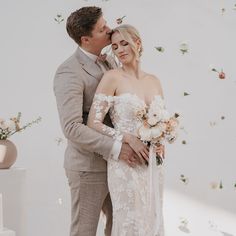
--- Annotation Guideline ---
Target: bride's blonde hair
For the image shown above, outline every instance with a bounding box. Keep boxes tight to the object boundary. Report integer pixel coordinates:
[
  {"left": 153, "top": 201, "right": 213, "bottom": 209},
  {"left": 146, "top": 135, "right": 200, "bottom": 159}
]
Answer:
[{"left": 111, "top": 24, "right": 143, "bottom": 59}]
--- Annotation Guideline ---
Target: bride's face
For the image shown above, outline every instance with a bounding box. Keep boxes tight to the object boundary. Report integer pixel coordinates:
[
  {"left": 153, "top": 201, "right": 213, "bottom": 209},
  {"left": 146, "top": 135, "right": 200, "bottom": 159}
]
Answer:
[{"left": 111, "top": 31, "right": 137, "bottom": 64}]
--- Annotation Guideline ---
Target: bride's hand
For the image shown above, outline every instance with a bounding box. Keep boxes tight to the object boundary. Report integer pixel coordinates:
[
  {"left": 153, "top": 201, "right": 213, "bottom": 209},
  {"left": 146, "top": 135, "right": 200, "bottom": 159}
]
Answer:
[
  {"left": 155, "top": 143, "right": 165, "bottom": 159},
  {"left": 123, "top": 133, "right": 149, "bottom": 163}
]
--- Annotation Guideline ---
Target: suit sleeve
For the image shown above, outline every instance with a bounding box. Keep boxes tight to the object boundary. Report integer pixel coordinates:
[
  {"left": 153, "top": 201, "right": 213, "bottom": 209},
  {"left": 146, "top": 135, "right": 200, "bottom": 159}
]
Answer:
[{"left": 53, "top": 65, "right": 115, "bottom": 160}]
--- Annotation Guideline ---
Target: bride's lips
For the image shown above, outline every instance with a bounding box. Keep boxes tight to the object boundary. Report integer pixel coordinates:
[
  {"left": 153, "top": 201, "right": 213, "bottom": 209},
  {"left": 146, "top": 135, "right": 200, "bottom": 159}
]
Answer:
[{"left": 119, "top": 54, "right": 128, "bottom": 59}]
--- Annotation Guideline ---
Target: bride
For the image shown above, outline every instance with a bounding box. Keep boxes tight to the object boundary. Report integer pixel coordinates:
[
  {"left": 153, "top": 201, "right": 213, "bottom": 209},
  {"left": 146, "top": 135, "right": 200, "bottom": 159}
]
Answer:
[{"left": 88, "top": 24, "right": 165, "bottom": 236}]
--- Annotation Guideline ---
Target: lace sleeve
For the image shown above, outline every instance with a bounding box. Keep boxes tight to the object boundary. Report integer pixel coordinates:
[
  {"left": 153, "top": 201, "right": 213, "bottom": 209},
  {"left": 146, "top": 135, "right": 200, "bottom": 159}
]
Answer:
[{"left": 88, "top": 93, "right": 123, "bottom": 141}]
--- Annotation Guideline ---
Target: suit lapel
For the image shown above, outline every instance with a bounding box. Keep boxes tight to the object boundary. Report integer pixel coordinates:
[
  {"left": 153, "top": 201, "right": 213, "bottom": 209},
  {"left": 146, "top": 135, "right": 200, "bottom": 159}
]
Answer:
[{"left": 74, "top": 47, "right": 103, "bottom": 81}]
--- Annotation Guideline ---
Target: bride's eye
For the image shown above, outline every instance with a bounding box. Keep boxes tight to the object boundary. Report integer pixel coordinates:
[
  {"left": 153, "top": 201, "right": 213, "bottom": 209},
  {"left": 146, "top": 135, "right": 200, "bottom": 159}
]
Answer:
[
  {"left": 112, "top": 44, "right": 118, "bottom": 50},
  {"left": 120, "top": 40, "right": 129, "bottom": 46}
]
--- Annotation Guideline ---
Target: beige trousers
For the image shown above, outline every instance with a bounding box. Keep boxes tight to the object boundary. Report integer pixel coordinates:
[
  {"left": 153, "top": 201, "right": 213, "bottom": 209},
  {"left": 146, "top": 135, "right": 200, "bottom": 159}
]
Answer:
[{"left": 65, "top": 170, "right": 112, "bottom": 236}]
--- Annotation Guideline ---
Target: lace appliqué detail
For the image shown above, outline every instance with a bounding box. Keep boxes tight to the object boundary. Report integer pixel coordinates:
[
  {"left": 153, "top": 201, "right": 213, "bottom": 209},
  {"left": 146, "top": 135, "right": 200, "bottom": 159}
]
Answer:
[{"left": 89, "top": 93, "right": 123, "bottom": 141}]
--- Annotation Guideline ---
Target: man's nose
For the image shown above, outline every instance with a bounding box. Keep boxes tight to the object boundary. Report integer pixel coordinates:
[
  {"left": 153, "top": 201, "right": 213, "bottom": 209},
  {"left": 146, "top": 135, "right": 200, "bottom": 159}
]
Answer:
[{"left": 106, "top": 27, "right": 113, "bottom": 35}]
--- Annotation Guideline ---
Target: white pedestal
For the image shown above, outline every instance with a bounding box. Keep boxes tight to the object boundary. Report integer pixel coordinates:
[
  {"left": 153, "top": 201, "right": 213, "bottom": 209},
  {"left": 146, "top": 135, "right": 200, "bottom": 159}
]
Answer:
[
  {"left": 0, "top": 228, "right": 15, "bottom": 236},
  {"left": 0, "top": 167, "right": 26, "bottom": 236},
  {"left": 0, "top": 194, "right": 3, "bottom": 231}
]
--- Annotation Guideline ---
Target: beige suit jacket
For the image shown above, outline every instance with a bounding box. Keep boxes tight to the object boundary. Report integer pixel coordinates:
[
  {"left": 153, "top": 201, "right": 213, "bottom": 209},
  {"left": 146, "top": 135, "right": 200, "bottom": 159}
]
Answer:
[{"left": 54, "top": 47, "right": 116, "bottom": 172}]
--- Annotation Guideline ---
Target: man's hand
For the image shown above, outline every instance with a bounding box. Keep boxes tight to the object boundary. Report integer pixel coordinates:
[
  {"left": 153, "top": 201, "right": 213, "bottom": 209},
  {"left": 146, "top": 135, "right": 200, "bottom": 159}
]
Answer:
[{"left": 118, "top": 143, "right": 146, "bottom": 167}]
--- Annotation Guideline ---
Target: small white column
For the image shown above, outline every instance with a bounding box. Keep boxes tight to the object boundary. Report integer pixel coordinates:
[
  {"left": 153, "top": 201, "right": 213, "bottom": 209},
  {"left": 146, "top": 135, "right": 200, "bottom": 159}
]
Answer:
[
  {"left": 0, "top": 168, "right": 26, "bottom": 236},
  {"left": 0, "top": 193, "right": 3, "bottom": 232},
  {"left": 0, "top": 229, "right": 15, "bottom": 236},
  {"left": 0, "top": 193, "right": 15, "bottom": 236}
]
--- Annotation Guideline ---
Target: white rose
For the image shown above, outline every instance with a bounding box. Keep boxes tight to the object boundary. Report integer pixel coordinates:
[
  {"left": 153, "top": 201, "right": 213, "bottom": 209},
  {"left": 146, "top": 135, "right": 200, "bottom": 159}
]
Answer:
[
  {"left": 151, "top": 126, "right": 162, "bottom": 139},
  {"left": 147, "top": 117, "right": 158, "bottom": 126},
  {"left": 138, "top": 126, "right": 152, "bottom": 141},
  {"left": 161, "top": 109, "right": 170, "bottom": 121},
  {"left": 148, "top": 108, "right": 162, "bottom": 124}
]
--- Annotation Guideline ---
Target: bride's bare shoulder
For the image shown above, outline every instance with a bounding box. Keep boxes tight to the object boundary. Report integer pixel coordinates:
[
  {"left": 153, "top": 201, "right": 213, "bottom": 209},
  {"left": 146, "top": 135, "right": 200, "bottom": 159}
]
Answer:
[
  {"left": 144, "top": 72, "right": 161, "bottom": 84},
  {"left": 97, "top": 69, "right": 123, "bottom": 91},
  {"left": 104, "top": 68, "right": 122, "bottom": 76},
  {"left": 144, "top": 73, "right": 164, "bottom": 96},
  {"left": 102, "top": 68, "right": 123, "bottom": 81}
]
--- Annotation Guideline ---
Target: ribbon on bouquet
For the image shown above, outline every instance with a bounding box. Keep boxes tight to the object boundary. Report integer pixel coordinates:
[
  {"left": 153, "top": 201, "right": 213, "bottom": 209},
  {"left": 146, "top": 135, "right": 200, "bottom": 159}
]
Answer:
[{"left": 147, "top": 144, "right": 162, "bottom": 235}]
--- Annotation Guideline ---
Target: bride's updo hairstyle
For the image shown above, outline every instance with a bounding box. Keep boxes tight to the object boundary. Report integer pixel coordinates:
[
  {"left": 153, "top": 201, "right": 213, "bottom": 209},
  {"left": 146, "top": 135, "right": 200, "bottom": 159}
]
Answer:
[{"left": 111, "top": 24, "right": 143, "bottom": 59}]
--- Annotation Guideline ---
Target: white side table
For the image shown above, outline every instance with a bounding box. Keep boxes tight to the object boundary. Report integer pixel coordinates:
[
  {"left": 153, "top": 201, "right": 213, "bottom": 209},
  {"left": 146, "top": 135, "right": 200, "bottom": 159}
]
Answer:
[{"left": 0, "top": 167, "right": 26, "bottom": 236}]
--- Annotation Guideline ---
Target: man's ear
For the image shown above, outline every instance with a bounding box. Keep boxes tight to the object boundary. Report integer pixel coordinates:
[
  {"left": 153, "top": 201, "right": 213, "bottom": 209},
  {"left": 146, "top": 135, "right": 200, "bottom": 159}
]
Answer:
[{"left": 81, "top": 36, "right": 90, "bottom": 45}]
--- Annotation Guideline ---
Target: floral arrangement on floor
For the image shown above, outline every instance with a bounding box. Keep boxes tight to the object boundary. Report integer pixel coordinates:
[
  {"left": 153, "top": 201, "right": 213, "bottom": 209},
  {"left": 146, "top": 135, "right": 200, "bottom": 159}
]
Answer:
[{"left": 0, "top": 112, "right": 42, "bottom": 140}]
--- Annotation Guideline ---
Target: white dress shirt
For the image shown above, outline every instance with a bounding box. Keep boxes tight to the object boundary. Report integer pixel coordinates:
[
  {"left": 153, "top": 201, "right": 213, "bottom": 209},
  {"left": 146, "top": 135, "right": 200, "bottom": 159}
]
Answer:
[
  {"left": 79, "top": 47, "right": 122, "bottom": 161},
  {"left": 79, "top": 47, "right": 107, "bottom": 72}
]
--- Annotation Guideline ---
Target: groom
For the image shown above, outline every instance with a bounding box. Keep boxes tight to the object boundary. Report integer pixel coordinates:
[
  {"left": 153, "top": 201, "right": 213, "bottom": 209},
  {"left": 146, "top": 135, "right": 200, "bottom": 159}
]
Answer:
[{"left": 54, "top": 6, "right": 142, "bottom": 236}]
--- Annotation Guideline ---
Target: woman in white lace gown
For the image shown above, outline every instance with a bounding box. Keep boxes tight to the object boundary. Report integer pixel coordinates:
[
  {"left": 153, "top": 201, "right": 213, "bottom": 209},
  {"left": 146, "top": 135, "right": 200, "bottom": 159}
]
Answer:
[{"left": 88, "top": 25, "right": 165, "bottom": 236}]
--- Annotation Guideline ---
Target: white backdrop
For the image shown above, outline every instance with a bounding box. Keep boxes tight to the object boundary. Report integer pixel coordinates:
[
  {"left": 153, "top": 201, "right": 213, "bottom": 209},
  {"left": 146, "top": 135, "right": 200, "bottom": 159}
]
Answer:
[{"left": 0, "top": 0, "right": 236, "bottom": 235}]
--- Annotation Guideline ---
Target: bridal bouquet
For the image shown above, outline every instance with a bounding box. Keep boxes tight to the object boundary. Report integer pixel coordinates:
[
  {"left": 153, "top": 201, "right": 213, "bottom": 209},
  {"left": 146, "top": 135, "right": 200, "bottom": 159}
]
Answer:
[
  {"left": 0, "top": 112, "right": 42, "bottom": 140},
  {"left": 136, "top": 96, "right": 179, "bottom": 165}
]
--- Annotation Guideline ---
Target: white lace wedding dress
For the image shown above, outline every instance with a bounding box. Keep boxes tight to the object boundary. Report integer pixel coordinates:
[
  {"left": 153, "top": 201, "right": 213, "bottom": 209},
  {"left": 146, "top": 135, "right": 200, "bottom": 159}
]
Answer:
[{"left": 88, "top": 93, "right": 165, "bottom": 236}]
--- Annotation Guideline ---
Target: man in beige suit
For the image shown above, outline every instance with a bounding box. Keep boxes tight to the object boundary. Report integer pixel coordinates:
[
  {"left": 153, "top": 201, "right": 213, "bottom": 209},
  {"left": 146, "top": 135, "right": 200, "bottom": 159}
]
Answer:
[{"left": 54, "top": 6, "right": 141, "bottom": 236}]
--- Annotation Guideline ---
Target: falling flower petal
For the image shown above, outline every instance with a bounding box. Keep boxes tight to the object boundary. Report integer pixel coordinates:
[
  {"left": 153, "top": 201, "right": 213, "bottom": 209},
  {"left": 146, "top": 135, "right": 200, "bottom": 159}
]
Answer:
[
  {"left": 178, "top": 218, "right": 190, "bottom": 233},
  {"left": 180, "top": 174, "right": 189, "bottom": 184},
  {"left": 54, "top": 14, "right": 64, "bottom": 24},
  {"left": 210, "top": 182, "right": 219, "bottom": 189},
  {"left": 210, "top": 181, "right": 223, "bottom": 189},
  {"left": 209, "top": 220, "right": 218, "bottom": 231},
  {"left": 221, "top": 8, "right": 226, "bottom": 15},
  {"left": 210, "top": 181, "right": 224, "bottom": 190},
  {"left": 184, "top": 92, "right": 190, "bottom": 96},
  {"left": 219, "top": 71, "right": 226, "bottom": 79},
  {"left": 55, "top": 137, "right": 64, "bottom": 146},
  {"left": 58, "top": 198, "right": 63, "bottom": 205},
  {"left": 211, "top": 68, "right": 218, "bottom": 73},
  {"left": 220, "top": 231, "right": 234, "bottom": 236},
  {"left": 178, "top": 225, "right": 190, "bottom": 233},
  {"left": 116, "top": 15, "right": 126, "bottom": 24},
  {"left": 209, "top": 64, "right": 216, "bottom": 71},
  {"left": 209, "top": 121, "right": 217, "bottom": 127},
  {"left": 211, "top": 67, "right": 226, "bottom": 79},
  {"left": 179, "top": 42, "right": 189, "bottom": 54},
  {"left": 219, "top": 180, "right": 223, "bottom": 189},
  {"left": 155, "top": 46, "right": 165, "bottom": 52}
]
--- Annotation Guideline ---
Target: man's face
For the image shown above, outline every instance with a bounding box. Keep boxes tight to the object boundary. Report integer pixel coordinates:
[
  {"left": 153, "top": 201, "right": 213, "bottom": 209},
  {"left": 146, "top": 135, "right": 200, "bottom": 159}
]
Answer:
[{"left": 88, "top": 16, "right": 111, "bottom": 52}]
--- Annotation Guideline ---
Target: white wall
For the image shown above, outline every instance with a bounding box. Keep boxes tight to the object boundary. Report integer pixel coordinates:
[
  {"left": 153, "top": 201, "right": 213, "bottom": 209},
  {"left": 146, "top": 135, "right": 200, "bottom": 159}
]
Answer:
[{"left": 0, "top": 0, "right": 236, "bottom": 235}]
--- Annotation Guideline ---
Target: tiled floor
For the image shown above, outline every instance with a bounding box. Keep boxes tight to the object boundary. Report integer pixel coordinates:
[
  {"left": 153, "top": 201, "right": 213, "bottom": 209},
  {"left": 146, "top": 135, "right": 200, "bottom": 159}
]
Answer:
[{"left": 97, "top": 189, "right": 236, "bottom": 236}]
